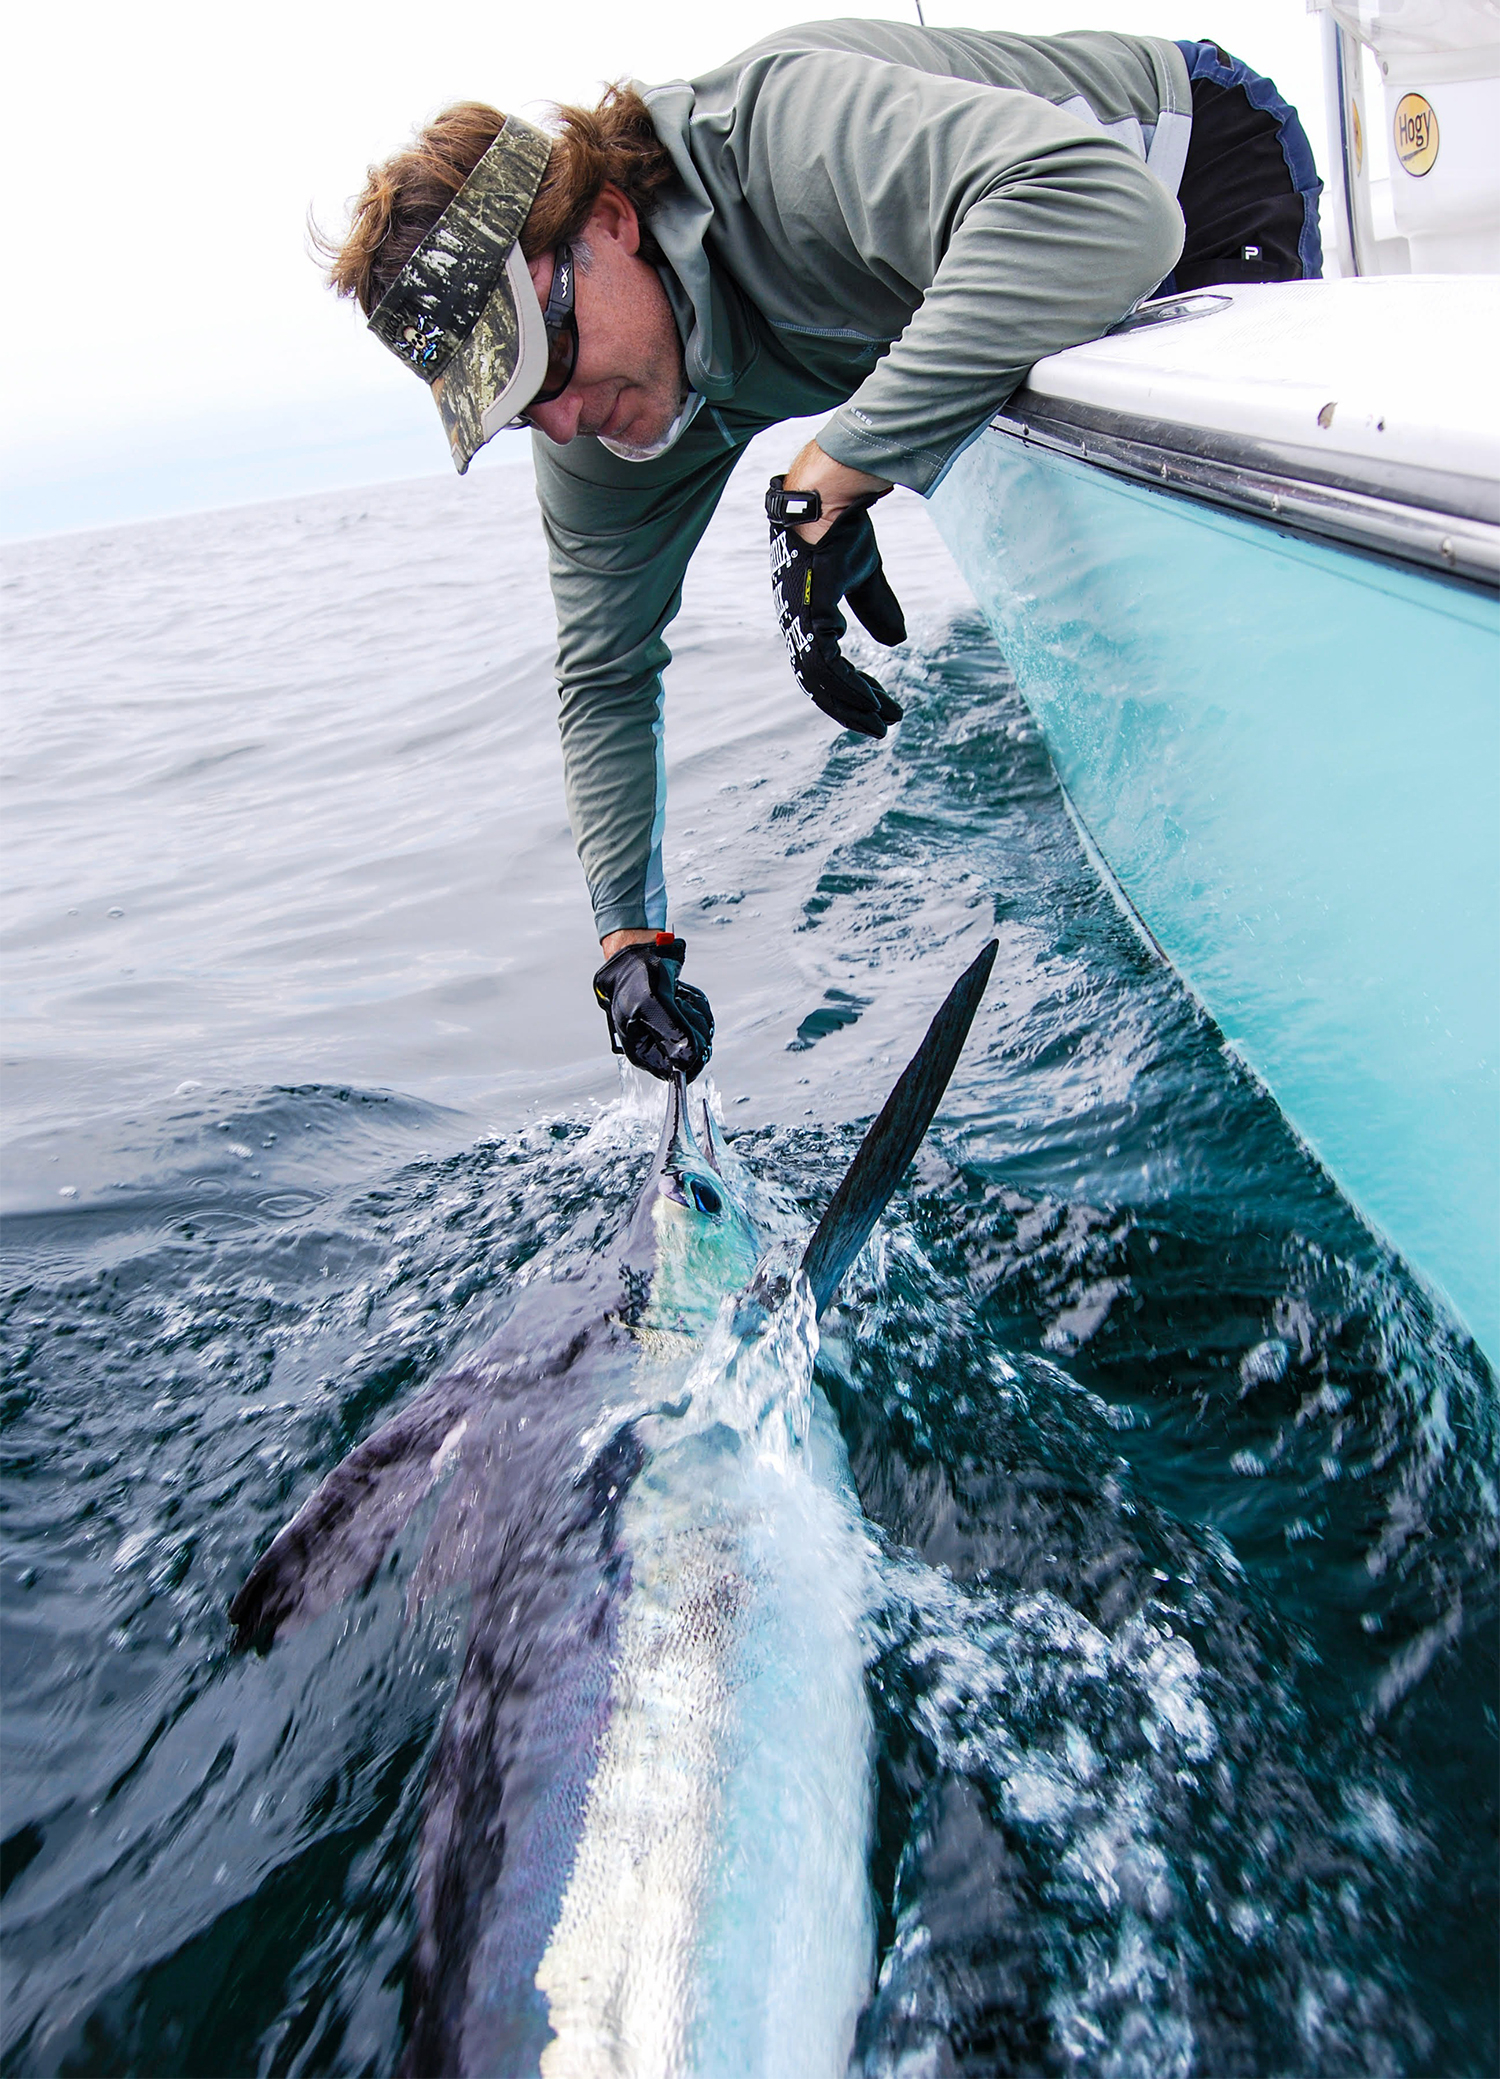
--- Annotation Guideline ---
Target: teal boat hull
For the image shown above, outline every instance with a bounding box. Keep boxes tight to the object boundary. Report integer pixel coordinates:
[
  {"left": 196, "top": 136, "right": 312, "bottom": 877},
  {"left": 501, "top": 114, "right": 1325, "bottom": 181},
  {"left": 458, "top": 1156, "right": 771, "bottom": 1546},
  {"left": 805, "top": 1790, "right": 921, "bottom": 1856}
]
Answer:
[{"left": 933, "top": 431, "right": 1499, "bottom": 1365}]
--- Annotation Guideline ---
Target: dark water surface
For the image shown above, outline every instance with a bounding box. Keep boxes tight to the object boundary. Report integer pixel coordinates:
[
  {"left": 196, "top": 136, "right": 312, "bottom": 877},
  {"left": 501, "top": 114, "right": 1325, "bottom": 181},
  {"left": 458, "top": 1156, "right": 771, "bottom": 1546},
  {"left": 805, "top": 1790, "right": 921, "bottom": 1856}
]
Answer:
[{"left": 3, "top": 442, "right": 1495, "bottom": 2076}]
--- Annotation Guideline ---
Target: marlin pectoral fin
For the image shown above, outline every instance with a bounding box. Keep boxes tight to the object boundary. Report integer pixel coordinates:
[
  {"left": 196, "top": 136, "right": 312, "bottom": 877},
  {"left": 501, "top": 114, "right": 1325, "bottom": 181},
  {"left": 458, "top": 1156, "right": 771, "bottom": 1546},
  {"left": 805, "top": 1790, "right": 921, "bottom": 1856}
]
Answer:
[
  {"left": 801, "top": 939, "right": 998, "bottom": 1316},
  {"left": 229, "top": 1374, "right": 481, "bottom": 1647}
]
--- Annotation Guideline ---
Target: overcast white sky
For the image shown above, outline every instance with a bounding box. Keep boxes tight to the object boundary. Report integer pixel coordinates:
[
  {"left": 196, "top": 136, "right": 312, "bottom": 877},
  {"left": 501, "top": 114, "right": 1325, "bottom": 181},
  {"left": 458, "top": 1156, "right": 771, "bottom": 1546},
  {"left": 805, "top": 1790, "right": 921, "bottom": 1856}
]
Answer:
[{"left": 3, "top": 1, "right": 1331, "bottom": 534}]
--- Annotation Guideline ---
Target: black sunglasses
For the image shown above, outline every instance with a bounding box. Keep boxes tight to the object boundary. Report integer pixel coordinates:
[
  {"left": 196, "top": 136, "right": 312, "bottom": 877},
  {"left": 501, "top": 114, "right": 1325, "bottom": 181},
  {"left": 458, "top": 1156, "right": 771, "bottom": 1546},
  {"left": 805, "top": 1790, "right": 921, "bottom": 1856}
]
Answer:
[{"left": 517, "top": 244, "right": 578, "bottom": 421}]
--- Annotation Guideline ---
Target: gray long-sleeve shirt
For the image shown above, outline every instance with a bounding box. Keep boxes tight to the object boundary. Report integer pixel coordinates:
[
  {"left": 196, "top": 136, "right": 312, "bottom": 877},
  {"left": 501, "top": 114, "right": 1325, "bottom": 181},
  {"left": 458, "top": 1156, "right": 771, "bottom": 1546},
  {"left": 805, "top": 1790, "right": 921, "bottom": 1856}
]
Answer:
[{"left": 534, "top": 20, "right": 1189, "bottom": 938}]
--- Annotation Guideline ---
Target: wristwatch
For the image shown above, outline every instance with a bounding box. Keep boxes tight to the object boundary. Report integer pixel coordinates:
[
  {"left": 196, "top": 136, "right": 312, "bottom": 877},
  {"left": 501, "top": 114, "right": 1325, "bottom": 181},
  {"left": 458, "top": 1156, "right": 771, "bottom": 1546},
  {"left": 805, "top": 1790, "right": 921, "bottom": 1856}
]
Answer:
[{"left": 765, "top": 476, "right": 823, "bottom": 525}]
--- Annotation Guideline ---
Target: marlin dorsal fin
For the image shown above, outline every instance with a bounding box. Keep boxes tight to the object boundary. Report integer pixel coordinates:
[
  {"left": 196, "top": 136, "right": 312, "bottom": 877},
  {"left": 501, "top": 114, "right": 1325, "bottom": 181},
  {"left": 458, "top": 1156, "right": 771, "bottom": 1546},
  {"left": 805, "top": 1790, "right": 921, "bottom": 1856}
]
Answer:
[{"left": 801, "top": 940, "right": 998, "bottom": 1316}]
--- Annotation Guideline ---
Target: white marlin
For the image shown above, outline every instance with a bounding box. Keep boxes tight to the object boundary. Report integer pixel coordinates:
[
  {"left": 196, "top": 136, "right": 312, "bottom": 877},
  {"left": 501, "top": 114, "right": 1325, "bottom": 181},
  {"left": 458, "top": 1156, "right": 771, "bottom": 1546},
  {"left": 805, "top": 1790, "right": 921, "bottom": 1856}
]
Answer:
[{"left": 231, "top": 942, "right": 997, "bottom": 2076}]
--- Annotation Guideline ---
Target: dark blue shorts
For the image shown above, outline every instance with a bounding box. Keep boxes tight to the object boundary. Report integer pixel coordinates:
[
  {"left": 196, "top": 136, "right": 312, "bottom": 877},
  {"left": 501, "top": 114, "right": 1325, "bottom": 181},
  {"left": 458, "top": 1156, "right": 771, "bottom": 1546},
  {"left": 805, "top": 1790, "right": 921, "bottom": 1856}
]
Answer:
[{"left": 1156, "top": 39, "right": 1324, "bottom": 295}]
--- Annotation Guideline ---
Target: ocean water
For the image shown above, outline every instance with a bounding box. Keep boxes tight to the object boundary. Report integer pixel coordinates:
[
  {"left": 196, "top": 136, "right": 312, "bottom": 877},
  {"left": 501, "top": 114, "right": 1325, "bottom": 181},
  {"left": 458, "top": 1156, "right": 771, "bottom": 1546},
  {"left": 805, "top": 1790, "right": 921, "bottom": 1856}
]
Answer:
[{"left": 2, "top": 434, "right": 1495, "bottom": 2076}]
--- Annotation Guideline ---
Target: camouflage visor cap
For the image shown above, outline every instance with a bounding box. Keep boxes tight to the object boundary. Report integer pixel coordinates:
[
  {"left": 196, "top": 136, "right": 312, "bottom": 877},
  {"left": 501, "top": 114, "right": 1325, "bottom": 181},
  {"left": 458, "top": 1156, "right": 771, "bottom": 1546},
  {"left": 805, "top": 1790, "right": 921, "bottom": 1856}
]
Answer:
[{"left": 368, "top": 115, "right": 554, "bottom": 474}]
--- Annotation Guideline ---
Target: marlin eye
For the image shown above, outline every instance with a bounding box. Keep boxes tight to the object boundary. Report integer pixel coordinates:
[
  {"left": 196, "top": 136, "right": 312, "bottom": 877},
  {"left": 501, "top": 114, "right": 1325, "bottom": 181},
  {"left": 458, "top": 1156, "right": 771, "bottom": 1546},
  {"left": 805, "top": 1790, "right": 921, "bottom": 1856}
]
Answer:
[{"left": 663, "top": 1170, "right": 722, "bottom": 1216}]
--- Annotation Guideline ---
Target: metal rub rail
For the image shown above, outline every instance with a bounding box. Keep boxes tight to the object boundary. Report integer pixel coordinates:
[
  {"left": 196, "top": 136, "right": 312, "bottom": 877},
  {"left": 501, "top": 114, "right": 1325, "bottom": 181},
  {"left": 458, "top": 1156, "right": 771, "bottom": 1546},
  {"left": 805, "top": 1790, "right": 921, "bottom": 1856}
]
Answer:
[{"left": 990, "top": 392, "right": 1500, "bottom": 591}]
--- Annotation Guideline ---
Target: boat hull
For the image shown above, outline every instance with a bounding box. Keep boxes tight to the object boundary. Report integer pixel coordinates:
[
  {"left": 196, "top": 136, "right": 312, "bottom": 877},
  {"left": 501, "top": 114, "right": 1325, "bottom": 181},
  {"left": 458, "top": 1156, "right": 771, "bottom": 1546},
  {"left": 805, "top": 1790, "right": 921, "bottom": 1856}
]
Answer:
[{"left": 933, "top": 428, "right": 1499, "bottom": 1365}]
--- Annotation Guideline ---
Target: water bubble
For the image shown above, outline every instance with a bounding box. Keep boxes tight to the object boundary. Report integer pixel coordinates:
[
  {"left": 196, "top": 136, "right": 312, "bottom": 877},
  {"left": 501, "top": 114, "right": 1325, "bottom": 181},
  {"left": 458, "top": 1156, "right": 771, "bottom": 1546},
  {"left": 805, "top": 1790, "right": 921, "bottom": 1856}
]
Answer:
[
  {"left": 175, "top": 1080, "right": 202, "bottom": 1095},
  {"left": 1240, "top": 1338, "right": 1290, "bottom": 1390},
  {"left": 58, "top": 1185, "right": 77, "bottom": 1198},
  {"left": 106, "top": 907, "right": 124, "bottom": 918},
  {"left": 112, "top": 1527, "right": 152, "bottom": 1571}
]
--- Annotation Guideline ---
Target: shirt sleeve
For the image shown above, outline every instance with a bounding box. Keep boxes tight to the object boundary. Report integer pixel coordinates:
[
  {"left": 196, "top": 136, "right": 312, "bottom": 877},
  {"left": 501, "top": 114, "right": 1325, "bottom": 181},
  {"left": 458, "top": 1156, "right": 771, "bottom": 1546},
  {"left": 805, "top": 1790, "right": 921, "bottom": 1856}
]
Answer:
[
  {"left": 724, "top": 55, "right": 1187, "bottom": 492},
  {"left": 531, "top": 427, "right": 743, "bottom": 940}
]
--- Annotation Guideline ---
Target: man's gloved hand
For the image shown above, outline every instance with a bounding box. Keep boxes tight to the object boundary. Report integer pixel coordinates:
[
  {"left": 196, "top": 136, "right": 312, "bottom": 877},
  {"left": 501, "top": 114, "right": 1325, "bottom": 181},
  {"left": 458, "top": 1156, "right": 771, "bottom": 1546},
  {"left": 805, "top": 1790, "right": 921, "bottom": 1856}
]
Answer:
[
  {"left": 767, "top": 475, "right": 907, "bottom": 739},
  {"left": 593, "top": 933, "right": 714, "bottom": 1083}
]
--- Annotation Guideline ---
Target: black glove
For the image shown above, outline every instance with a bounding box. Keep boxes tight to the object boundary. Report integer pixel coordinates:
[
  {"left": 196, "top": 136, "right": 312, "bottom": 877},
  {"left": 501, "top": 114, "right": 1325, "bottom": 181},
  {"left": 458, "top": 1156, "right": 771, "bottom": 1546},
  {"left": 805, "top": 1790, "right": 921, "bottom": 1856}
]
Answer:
[
  {"left": 593, "top": 933, "right": 714, "bottom": 1083},
  {"left": 767, "top": 475, "right": 907, "bottom": 739}
]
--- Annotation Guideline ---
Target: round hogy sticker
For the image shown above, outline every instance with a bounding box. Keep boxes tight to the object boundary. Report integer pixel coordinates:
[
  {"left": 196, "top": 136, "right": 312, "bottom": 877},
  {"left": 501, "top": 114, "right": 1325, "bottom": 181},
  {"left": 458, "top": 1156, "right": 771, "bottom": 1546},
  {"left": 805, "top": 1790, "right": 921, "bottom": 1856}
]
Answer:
[{"left": 1393, "top": 93, "right": 1439, "bottom": 177}]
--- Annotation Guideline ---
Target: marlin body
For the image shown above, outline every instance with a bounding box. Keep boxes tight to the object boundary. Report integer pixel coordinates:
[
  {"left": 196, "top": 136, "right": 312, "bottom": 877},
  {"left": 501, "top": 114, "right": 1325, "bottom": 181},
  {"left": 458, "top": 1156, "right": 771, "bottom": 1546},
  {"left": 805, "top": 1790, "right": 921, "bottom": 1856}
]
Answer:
[{"left": 231, "top": 944, "right": 997, "bottom": 2078}]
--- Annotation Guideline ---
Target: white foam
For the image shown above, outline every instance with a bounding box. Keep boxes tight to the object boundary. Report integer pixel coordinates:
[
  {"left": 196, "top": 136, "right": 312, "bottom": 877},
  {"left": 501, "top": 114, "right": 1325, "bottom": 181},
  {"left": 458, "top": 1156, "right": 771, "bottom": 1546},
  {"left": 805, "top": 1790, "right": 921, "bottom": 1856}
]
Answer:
[{"left": 871, "top": 1557, "right": 1223, "bottom": 2077}]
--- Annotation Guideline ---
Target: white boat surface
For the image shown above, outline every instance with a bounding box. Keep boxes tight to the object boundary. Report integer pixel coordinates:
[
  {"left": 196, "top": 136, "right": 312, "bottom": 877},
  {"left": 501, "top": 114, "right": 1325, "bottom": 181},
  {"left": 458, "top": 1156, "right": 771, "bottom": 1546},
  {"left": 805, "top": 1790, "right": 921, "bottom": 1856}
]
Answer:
[{"left": 930, "top": 273, "right": 1498, "bottom": 1366}]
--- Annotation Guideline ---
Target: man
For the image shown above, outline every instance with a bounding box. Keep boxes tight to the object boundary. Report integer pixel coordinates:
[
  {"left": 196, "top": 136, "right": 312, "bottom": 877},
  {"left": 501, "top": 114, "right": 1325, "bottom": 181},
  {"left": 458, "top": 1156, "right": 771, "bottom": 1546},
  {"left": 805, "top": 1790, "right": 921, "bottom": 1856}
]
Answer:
[{"left": 325, "top": 21, "right": 1321, "bottom": 1082}]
